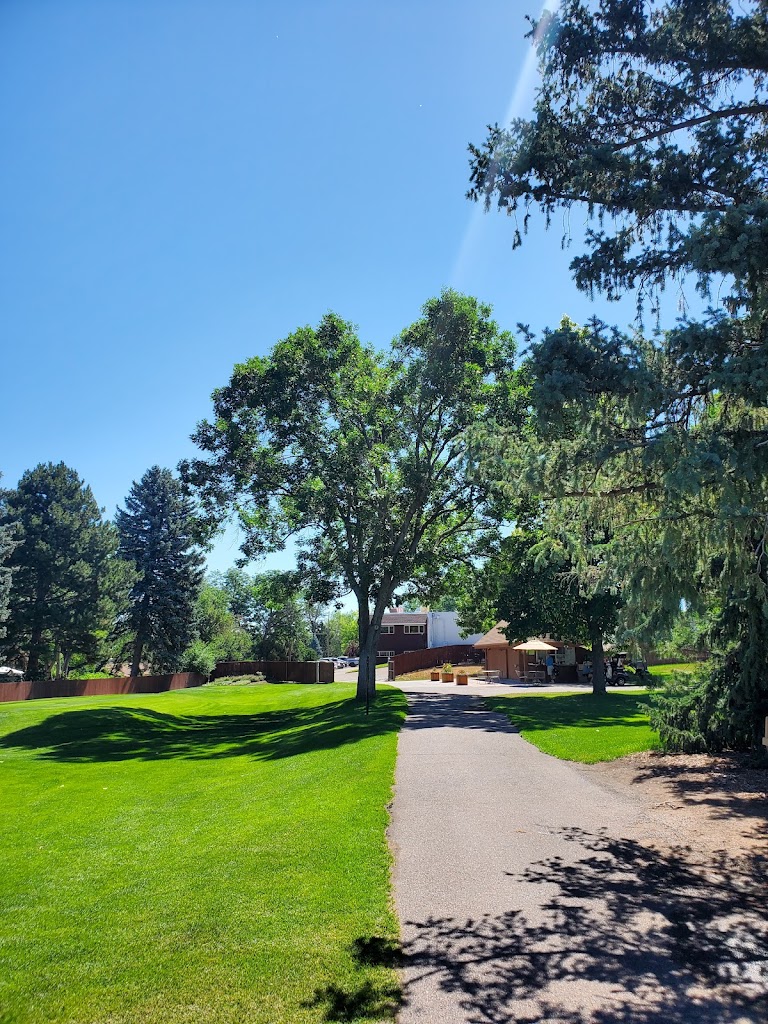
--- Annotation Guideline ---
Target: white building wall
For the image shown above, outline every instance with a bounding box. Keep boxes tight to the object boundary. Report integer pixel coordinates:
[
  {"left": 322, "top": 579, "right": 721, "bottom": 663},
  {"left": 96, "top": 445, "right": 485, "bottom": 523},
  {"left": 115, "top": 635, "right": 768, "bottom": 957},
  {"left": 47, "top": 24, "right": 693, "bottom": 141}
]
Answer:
[{"left": 427, "top": 612, "right": 483, "bottom": 649}]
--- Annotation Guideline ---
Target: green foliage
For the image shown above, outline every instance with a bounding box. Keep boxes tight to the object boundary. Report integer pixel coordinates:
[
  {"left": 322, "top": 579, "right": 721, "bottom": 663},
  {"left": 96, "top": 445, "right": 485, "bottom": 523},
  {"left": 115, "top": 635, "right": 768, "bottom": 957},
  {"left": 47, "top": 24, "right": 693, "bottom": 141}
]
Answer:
[
  {"left": 116, "top": 466, "right": 205, "bottom": 675},
  {"left": 486, "top": 691, "right": 658, "bottom": 763},
  {"left": 179, "top": 639, "right": 217, "bottom": 678},
  {"left": 655, "top": 608, "right": 713, "bottom": 661},
  {"left": 646, "top": 662, "right": 755, "bottom": 753},
  {"left": 192, "top": 582, "right": 253, "bottom": 662},
  {"left": 326, "top": 609, "right": 359, "bottom": 656},
  {"left": 0, "top": 463, "right": 115, "bottom": 679},
  {"left": 0, "top": 683, "right": 406, "bottom": 1023},
  {"left": 469, "top": 0, "right": 768, "bottom": 747},
  {"left": 184, "top": 290, "right": 525, "bottom": 700},
  {"left": 0, "top": 474, "right": 17, "bottom": 642}
]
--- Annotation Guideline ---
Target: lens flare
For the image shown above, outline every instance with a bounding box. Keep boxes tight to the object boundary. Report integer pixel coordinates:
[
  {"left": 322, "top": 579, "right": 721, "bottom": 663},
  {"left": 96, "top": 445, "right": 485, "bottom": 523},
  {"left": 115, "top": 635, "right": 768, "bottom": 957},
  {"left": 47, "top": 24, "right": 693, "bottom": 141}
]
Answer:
[{"left": 450, "top": 1, "right": 560, "bottom": 287}]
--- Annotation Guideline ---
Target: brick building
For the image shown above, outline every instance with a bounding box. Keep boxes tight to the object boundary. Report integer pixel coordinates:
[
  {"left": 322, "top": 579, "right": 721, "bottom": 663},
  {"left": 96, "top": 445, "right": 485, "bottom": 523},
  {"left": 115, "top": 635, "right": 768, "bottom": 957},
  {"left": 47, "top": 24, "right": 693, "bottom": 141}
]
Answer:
[
  {"left": 376, "top": 609, "right": 483, "bottom": 659},
  {"left": 376, "top": 611, "right": 428, "bottom": 659}
]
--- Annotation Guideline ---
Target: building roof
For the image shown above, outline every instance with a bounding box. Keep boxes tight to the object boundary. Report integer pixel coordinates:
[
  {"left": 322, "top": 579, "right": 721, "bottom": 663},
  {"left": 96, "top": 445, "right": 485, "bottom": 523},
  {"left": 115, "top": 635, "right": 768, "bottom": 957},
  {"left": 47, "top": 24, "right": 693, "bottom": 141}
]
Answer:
[
  {"left": 474, "top": 621, "right": 513, "bottom": 647},
  {"left": 474, "top": 622, "right": 575, "bottom": 649},
  {"left": 380, "top": 612, "right": 428, "bottom": 624}
]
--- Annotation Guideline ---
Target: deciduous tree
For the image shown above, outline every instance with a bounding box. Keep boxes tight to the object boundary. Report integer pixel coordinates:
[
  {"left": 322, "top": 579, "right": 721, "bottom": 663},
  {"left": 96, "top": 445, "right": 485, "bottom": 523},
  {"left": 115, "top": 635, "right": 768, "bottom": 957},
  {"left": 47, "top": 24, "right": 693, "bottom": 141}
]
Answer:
[{"left": 183, "top": 290, "right": 523, "bottom": 701}]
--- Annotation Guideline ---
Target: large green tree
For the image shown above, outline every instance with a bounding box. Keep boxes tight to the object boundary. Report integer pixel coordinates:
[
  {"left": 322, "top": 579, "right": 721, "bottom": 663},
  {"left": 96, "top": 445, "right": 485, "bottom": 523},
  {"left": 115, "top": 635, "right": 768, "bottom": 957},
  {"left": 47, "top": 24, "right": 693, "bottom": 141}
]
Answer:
[
  {"left": 183, "top": 290, "right": 523, "bottom": 701},
  {"left": 468, "top": 0, "right": 768, "bottom": 749},
  {"left": 458, "top": 508, "right": 623, "bottom": 694},
  {"left": 116, "top": 466, "right": 205, "bottom": 676},
  {"left": 0, "top": 475, "right": 17, "bottom": 644},
  {"left": 0, "top": 463, "right": 115, "bottom": 679}
]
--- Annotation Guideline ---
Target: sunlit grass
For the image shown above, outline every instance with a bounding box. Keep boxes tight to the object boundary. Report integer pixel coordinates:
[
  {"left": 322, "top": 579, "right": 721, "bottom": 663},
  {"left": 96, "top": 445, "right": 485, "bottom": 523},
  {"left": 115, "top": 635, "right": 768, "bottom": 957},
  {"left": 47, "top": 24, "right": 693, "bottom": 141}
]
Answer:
[
  {"left": 0, "top": 683, "right": 406, "bottom": 1024},
  {"left": 486, "top": 690, "right": 658, "bottom": 763},
  {"left": 648, "top": 662, "right": 702, "bottom": 681}
]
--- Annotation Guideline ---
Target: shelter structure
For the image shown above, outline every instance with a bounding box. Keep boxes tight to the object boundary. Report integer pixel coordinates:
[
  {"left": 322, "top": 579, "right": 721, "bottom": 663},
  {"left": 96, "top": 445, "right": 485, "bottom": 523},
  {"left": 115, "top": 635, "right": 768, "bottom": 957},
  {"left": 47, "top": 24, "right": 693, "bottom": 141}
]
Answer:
[{"left": 474, "top": 622, "right": 588, "bottom": 682}]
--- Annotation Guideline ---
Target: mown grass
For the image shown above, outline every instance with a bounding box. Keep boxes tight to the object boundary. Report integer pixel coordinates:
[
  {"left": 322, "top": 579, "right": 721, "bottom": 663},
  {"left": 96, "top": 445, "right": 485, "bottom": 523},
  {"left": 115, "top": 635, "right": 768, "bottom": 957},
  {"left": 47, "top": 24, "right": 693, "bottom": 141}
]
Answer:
[
  {"left": 486, "top": 690, "right": 658, "bottom": 763},
  {"left": 648, "top": 662, "right": 701, "bottom": 682},
  {"left": 0, "top": 683, "right": 406, "bottom": 1024}
]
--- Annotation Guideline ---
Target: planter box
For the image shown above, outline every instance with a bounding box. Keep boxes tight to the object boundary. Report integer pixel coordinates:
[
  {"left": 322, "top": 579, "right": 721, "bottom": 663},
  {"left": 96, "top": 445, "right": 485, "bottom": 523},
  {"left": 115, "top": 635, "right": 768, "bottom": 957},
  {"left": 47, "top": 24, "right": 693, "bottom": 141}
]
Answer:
[
  {"left": 456, "top": 674, "right": 469, "bottom": 685},
  {"left": 430, "top": 671, "right": 441, "bottom": 681},
  {"left": 441, "top": 672, "right": 454, "bottom": 683}
]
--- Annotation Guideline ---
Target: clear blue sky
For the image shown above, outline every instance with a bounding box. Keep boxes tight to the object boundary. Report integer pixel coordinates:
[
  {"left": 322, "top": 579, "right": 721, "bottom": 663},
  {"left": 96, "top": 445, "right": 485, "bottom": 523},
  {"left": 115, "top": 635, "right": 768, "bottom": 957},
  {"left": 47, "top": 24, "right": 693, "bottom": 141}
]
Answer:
[{"left": 0, "top": 0, "right": 686, "bottom": 576}]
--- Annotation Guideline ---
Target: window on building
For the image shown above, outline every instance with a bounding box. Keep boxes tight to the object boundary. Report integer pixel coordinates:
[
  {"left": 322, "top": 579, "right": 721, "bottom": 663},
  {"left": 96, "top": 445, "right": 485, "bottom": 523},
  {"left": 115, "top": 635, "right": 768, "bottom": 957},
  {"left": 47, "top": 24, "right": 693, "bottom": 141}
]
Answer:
[
  {"left": 404, "top": 624, "right": 425, "bottom": 634},
  {"left": 378, "top": 650, "right": 395, "bottom": 659},
  {"left": 380, "top": 625, "right": 395, "bottom": 634}
]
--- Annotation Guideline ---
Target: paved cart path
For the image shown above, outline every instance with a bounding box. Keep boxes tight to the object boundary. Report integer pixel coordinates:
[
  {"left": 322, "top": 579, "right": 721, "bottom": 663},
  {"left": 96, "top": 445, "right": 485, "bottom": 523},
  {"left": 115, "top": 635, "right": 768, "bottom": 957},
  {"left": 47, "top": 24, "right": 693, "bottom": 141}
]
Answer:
[{"left": 389, "top": 688, "right": 766, "bottom": 1024}]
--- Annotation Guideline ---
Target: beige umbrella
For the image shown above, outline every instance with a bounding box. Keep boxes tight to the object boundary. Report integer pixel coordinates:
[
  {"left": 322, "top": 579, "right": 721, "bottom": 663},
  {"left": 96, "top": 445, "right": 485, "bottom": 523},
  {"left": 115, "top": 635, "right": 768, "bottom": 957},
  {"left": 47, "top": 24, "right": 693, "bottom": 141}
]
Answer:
[{"left": 512, "top": 639, "right": 558, "bottom": 651}]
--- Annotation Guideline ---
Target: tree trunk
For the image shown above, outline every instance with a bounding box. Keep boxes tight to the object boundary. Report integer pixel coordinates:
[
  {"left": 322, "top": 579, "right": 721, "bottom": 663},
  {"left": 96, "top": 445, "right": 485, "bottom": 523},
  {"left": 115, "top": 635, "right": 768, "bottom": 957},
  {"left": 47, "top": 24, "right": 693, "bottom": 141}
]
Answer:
[
  {"left": 130, "top": 600, "right": 149, "bottom": 677},
  {"left": 27, "top": 627, "right": 43, "bottom": 681},
  {"left": 355, "top": 593, "right": 392, "bottom": 704},
  {"left": 589, "top": 622, "right": 606, "bottom": 696},
  {"left": 130, "top": 629, "right": 145, "bottom": 677}
]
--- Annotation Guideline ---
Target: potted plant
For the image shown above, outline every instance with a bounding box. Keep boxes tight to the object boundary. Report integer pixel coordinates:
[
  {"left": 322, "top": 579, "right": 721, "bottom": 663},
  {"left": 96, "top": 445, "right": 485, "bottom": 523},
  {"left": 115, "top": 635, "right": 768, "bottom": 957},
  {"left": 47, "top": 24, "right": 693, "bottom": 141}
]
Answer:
[
  {"left": 430, "top": 668, "right": 441, "bottom": 681},
  {"left": 440, "top": 662, "right": 454, "bottom": 683},
  {"left": 455, "top": 666, "right": 469, "bottom": 685}
]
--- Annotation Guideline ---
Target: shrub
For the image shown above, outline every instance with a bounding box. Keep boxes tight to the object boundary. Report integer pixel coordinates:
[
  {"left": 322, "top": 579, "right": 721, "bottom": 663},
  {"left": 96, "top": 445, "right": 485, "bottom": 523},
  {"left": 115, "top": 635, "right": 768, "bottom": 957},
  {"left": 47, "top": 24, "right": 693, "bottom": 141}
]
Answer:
[
  {"left": 180, "top": 640, "right": 216, "bottom": 679},
  {"left": 648, "top": 661, "right": 764, "bottom": 753}
]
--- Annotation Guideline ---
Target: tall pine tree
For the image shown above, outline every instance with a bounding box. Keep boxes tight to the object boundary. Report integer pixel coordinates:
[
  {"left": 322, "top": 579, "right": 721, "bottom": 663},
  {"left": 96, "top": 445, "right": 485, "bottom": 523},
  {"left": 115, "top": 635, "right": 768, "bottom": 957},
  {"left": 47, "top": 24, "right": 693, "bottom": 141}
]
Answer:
[
  {"left": 116, "top": 466, "right": 204, "bottom": 676},
  {"left": 0, "top": 463, "right": 115, "bottom": 678},
  {"left": 0, "top": 474, "right": 18, "bottom": 644}
]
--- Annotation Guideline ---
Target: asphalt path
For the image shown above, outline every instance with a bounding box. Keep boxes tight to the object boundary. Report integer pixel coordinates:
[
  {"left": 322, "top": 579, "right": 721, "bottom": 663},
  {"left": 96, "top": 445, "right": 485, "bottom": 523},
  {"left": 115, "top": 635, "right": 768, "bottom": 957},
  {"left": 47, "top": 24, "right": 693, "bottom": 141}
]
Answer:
[{"left": 388, "top": 684, "right": 766, "bottom": 1024}]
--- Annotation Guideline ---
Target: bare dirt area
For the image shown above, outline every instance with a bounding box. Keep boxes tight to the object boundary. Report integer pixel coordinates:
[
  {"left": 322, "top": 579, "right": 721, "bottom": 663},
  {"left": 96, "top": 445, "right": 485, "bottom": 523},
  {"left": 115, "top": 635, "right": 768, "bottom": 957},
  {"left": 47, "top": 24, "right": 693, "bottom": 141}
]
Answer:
[
  {"left": 556, "top": 751, "right": 768, "bottom": 1023},
  {"left": 576, "top": 750, "right": 768, "bottom": 857}
]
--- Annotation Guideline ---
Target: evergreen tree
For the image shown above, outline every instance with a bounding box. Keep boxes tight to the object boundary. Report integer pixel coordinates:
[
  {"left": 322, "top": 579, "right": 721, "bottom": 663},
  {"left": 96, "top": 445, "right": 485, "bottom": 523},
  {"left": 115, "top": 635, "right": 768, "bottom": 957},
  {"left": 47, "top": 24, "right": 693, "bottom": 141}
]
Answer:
[
  {"left": 0, "top": 475, "right": 18, "bottom": 643},
  {"left": 116, "top": 466, "right": 204, "bottom": 676},
  {"left": 469, "top": 0, "right": 768, "bottom": 748},
  {"left": 0, "top": 463, "right": 115, "bottom": 678}
]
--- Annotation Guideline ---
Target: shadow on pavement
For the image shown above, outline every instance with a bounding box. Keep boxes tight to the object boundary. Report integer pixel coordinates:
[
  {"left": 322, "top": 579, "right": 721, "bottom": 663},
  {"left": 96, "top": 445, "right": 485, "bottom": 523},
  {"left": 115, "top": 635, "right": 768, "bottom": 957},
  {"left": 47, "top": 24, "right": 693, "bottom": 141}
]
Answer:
[
  {"left": 395, "top": 827, "right": 768, "bottom": 1023},
  {"left": 401, "top": 691, "right": 520, "bottom": 733}
]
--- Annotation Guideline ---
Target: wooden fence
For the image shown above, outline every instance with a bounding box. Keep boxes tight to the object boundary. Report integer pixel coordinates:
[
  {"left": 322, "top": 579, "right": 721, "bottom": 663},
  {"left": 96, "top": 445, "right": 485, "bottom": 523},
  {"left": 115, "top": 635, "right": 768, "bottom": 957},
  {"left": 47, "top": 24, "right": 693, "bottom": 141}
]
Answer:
[
  {"left": 391, "top": 644, "right": 482, "bottom": 679},
  {"left": 213, "top": 660, "right": 336, "bottom": 684},
  {"left": 0, "top": 672, "right": 206, "bottom": 703}
]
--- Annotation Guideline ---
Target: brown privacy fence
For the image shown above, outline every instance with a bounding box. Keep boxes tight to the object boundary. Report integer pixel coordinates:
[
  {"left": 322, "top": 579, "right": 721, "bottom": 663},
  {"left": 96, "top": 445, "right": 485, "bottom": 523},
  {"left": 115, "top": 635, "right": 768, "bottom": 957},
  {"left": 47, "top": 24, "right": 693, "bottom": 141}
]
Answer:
[
  {"left": 213, "top": 660, "right": 336, "bottom": 684},
  {"left": 0, "top": 672, "right": 206, "bottom": 703},
  {"left": 391, "top": 644, "right": 481, "bottom": 678}
]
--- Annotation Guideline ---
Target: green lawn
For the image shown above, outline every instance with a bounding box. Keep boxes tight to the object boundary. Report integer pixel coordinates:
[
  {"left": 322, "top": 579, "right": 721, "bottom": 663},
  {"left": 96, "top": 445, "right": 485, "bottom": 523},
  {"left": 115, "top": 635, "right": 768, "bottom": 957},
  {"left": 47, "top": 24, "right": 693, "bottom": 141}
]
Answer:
[
  {"left": 0, "top": 683, "right": 406, "bottom": 1024},
  {"left": 485, "top": 690, "right": 658, "bottom": 763},
  {"left": 648, "top": 661, "right": 701, "bottom": 682}
]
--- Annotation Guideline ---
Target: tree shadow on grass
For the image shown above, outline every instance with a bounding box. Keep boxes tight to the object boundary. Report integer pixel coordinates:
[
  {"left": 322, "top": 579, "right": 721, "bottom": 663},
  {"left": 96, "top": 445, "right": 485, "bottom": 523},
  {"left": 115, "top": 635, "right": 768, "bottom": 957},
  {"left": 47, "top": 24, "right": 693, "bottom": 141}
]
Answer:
[
  {"left": 397, "top": 828, "right": 768, "bottom": 1023},
  {"left": 485, "top": 692, "right": 654, "bottom": 734},
  {"left": 306, "top": 937, "right": 403, "bottom": 1022},
  {"left": 0, "top": 692, "right": 405, "bottom": 763}
]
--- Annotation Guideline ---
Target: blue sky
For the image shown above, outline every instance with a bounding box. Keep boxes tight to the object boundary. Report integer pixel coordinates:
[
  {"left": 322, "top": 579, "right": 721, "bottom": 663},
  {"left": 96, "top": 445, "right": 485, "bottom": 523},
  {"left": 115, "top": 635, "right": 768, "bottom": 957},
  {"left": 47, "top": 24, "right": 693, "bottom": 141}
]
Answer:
[{"left": 1, "top": 0, "right": 687, "bottom": 577}]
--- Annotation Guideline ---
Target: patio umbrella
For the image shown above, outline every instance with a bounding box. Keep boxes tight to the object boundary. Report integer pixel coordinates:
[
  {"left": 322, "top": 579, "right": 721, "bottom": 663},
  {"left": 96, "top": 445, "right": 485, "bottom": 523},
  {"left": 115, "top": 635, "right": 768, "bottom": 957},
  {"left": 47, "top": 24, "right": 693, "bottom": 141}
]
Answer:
[{"left": 512, "top": 639, "right": 558, "bottom": 651}]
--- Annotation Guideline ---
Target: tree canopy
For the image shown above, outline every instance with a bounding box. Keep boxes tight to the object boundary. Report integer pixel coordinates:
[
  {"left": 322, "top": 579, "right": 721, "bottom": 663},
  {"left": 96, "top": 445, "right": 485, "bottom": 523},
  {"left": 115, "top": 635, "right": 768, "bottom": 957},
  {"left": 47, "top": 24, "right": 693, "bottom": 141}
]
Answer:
[
  {"left": 183, "top": 290, "right": 524, "bottom": 700},
  {"left": 116, "top": 466, "right": 205, "bottom": 676},
  {"left": 468, "top": 0, "right": 768, "bottom": 747},
  {"left": 458, "top": 506, "right": 623, "bottom": 694},
  {"left": 0, "top": 463, "right": 115, "bottom": 679}
]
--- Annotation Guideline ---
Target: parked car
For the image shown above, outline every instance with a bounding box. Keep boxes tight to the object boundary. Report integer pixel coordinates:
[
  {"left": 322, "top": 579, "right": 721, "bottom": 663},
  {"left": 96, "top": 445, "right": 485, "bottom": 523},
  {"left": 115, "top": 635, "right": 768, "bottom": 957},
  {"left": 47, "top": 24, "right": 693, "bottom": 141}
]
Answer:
[{"left": 0, "top": 666, "right": 24, "bottom": 681}]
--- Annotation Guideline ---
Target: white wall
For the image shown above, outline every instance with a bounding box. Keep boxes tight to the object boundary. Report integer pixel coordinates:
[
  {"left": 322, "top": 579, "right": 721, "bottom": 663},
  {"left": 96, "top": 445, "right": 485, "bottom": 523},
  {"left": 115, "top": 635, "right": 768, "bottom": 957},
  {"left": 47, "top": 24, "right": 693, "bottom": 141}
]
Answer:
[{"left": 427, "top": 612, "right": 483, "bottom": 649}]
